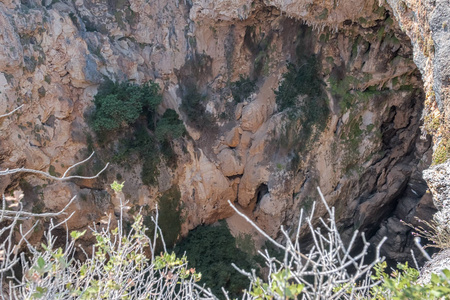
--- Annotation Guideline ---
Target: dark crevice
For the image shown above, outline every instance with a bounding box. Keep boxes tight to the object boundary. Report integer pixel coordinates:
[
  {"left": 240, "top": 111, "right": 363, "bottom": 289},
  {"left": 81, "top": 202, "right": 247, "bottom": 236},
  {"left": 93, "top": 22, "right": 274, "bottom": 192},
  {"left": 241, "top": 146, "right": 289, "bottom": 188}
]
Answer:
[
  {"left": 380, "top": 106, "right": 398, "bottom": 150},
  {"left": 226, "top": 174, "right": 243, "bottom": 181},
  {"left": 253, "top": 183, "right": 269, "bottom": 212}
]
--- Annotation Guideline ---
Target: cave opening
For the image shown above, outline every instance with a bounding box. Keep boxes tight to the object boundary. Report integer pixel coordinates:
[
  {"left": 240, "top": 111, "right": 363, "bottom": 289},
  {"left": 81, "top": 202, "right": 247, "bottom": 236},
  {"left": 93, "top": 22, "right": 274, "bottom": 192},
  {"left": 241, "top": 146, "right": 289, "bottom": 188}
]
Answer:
[{"left": 253, "top": 183, "right": 269, "bottom": 211}]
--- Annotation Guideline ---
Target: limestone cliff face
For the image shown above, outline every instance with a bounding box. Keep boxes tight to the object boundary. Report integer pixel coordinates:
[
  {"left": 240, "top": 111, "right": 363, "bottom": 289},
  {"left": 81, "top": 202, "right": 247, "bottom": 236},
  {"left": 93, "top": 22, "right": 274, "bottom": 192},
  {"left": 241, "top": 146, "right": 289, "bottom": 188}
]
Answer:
[{"left": 0, "top": 0, "right": 446, "bottom": 263}]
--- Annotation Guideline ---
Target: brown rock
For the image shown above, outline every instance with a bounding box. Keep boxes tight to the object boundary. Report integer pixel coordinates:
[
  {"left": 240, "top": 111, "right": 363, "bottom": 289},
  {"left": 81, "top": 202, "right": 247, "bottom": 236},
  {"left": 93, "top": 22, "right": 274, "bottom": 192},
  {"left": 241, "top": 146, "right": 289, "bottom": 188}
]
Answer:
[
  {"left": 217, "top": 148, "right": 244, "bottom": 176},
  {"left": 224, "top": 126, "right": 240, "bottom": 148}
]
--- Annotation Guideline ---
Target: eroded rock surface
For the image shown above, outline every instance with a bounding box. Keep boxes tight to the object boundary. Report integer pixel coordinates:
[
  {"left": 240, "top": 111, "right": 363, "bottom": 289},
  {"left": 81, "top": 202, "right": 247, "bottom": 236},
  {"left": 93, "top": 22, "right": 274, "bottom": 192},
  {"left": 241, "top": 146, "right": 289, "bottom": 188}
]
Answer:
[{"left": 0, "top": 0, "right": 447, "bottom": 264}]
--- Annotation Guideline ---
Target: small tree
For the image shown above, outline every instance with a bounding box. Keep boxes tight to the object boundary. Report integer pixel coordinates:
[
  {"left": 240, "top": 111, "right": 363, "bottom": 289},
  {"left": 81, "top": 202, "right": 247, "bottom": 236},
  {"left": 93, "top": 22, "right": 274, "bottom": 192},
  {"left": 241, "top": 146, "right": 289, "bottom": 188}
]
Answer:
[
  {"left": 91, "top": 81, "right": 162, "bottom": 133},
  {"left": 155, "top": 109, "right": 186, "bottom": 142}
]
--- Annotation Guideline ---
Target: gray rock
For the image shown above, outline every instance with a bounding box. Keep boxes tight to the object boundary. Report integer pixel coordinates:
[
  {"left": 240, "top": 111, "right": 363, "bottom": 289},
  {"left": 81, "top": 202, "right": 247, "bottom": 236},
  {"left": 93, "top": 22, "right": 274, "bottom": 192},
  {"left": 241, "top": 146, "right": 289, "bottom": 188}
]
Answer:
[
  {"left": 84, "top": 54, "right": 103, "bottom": 84},
  {"left": 423, "top": 161, "right": 450, "bottom": 210},
  {"left": 418, "top": 248, "right": 450, "bottom": 284},
  {"left": 430, "top": 0, "right": 450, "bottom": 108}
]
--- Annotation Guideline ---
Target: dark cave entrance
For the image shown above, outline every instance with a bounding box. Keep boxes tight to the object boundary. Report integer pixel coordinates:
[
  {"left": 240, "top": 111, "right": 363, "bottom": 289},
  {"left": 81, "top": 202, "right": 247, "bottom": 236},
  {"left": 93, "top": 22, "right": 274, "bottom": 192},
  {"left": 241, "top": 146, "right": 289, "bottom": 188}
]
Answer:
[{"left": 253, "top": 183, "right": 269, "bottom": 212}]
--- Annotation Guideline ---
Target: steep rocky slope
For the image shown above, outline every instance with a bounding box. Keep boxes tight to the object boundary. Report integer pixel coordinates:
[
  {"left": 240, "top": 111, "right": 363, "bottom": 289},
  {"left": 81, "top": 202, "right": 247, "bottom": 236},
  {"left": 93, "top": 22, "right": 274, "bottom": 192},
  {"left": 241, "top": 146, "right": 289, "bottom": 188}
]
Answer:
[{"left": 0, "top": 0, "right": 447, "bottom": 264}]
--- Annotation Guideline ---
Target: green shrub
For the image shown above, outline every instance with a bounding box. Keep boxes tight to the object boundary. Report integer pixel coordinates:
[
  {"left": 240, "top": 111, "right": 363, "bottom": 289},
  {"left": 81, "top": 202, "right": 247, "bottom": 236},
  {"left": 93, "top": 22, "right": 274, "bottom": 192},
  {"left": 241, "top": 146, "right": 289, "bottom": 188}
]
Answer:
[
  {"left": 371, "top": 262, "right": 450, "bottom": 299},
  {"left": 91, "top": 81, "right": 162, "bottom": 133},
  {"left": 275, "top": 55, "right": 330, "bottom": 159},
  {"left": 113, "top": 125, "right": 161, "bottom": 186},
  {"left": 328, "top": 75, "right": 359, "bottom": 111},
  {"left": 18, "top": 212, "right": 208, "bottom": 299},
  {"left": 48, "top": 165, "right": 57, "bottom": 177},
  {"left": 174, "top": 221, "right": 257, "bottom": 299},
  {"left": 432, "top": 139, "right": 450, "bottom": 165},
  {"left": 90, "top": 81, "right": 186, "bottom": 186},
  {"left": 275, "top": 55, "right": 324, "bottom": 111},
  {"left": 160, "top": 139, "right": 178, "bottom": 169},
  {"left": 230, "top": 75, "right": 257, "bottom": 103},
  {"left": 180, "top": 85, "right": 214, "bottom": 130},
  {"left": 155, "top": 109, "right": 186, "bottom": 142}
]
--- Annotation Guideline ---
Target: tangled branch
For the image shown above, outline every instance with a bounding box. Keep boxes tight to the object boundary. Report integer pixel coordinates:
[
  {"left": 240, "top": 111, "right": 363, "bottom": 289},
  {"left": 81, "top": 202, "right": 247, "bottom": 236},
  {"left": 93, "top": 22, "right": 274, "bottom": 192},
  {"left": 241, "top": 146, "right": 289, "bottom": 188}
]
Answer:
[
  {"left": 0, "top": 151, "right": 109, "bottom": 181},
  {"left": 229, "top": 187, "right": 387, "bottom": 300}
]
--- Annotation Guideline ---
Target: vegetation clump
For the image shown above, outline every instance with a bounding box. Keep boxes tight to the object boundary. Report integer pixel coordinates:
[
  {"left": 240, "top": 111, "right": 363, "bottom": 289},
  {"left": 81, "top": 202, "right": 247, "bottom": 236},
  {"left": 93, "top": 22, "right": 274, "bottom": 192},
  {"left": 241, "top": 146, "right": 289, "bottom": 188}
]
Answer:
[
  {"left": 275, "top": 54, "right": 330, "bottom": 158},
  {"left": 371, "top": 261, "right": 450, "bottom": 299},
  {"left": 432, "top": 138, "right": 450, "bottom": 166},
  {"left": 144, "top": 186, "right": 183, "bottom": 248},
  {"left": 90, "top": 80, "right": 185, "bottom": 186},
  {"left": 275, "top": 55, "right": 324, "bottom": 111},
  {"left": 155, "top": 109, "right": 186, "bottom": 142},
  {"left": 180, "top": 85, "right": 216, "bottom": 131},
  {"left": 91, "top": 80, "right": 162, "bottom": 133},
  {"left": 15, "top": 211, "right": 208, "bottom": 299},
  {"left": 230, "top": 75, "right": 257, "bottom": 103},
  {"left": 174, "top": 221, "right": 257, "bottom": 299}
]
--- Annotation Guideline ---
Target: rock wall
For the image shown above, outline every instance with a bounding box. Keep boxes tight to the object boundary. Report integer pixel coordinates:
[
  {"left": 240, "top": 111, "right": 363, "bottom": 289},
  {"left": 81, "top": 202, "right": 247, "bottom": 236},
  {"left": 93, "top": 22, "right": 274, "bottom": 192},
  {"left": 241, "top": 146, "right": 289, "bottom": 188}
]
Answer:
[
  {"left": 384, "top": 0, "right": 450, "bottom": 167},
  {"left": 0, "top": 0, "right": 447, "bottom": 263}
]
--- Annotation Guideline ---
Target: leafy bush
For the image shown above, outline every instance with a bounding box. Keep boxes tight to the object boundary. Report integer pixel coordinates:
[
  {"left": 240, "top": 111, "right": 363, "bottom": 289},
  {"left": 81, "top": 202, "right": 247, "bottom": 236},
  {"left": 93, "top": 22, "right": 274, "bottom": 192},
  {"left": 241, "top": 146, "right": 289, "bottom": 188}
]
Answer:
[
  {"left": 155, "top": 109, "right": 186, "bottom": 142},
  {"left": 231, "top": 75, "right": 257, "bottom": 103},
  {"left": 112, "top": 126, "right": 160, "bottom": 186},
  {"left": 274, "top": 55, "right": 330, "bottom": 159},
  {"left": 91, "top": 81, "right": 162, "bottom": 133},
  {"left": 174, "top": 221, "right": 257, "bottom": 299},
  {"left": 180, "top": 85, "right": 215, "bottom": 131},
  {"left": 90, "top": 81, "right": 186, "bottom": 186},
  {"left": 370, "top": 262, "right": 450, "bottom": 299},
  {"left": 182, "top": 86, "right": 205, "bottom": 118},
  {"left": 275, "top": 55, "right": 324, "bottom": 111},
  {"left": 16, "top": 212, "right": 210, "bottom": 299}
]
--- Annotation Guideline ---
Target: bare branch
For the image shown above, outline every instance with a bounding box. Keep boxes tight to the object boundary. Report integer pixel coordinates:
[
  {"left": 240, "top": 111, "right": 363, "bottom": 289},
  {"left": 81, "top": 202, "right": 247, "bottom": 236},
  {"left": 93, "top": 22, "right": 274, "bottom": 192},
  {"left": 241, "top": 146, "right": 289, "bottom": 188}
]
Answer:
[
  {"left": 0, "top": 105, "right": 24, "bottom": 119},
  {"left": 0, "top": 196, "right": 76, "bottom": 219},
  {"left": 228, "top": 187, "right": 387, "bottom": 299},
  {"left": 414, "top": 237, "right": 432, "bottom": 261},
  {"left": 0, "top": 151, "right": 109, "bottom": 181}
]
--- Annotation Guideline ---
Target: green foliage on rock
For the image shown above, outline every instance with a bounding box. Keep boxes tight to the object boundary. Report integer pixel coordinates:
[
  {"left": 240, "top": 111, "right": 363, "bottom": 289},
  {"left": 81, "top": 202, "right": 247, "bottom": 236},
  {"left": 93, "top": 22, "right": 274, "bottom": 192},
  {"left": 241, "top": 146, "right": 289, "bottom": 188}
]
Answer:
[
  {"left": 180, "top": 85, "right": 215, "bottom": 131},
  {"left": 90, "top": 81, "right": 186, "bottom": 186},
  {"left": 174, "top": 221, "right": 257, "bottom": 299},
  {"left": 328, "top": 74, "right": 381, "bottom": 112},
  {"left": 145, "top": 186, "right": 183, "bottom": 248},
  {"left": 275, "top": 56, "right": 324, "bottom": 111},
  {"left": 328, "top": 75, "right": 359, "bottom": 111},
  {"left": 91, "top": 81, "right": 162, "bottom": 133},
  {"left": 275, "top": 54, "right": 330, "bottom": 159},
  {"left": 230, "top": 75, "right": 257, "bottom": 103},
  {"left": 112, "top": 125, "right": 160, "bottom": 186},
  {"left": 155, "top": 109, "right": 186, "bottom": 142},
  {"left": 432, "top": 138, "right": 450, "bottom": 165}
]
